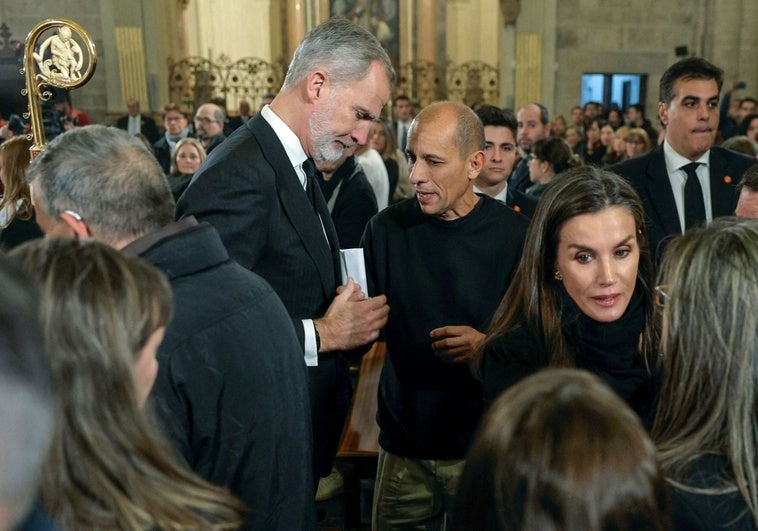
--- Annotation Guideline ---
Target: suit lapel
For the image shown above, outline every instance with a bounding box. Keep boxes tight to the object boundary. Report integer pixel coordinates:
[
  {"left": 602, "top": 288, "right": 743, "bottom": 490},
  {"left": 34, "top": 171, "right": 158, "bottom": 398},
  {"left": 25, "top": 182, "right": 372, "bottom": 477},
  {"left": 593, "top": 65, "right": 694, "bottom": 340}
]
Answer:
[
  {"left": 249, "top": 116, "right": 338, "bottom": 295},
  {"left": 644, "top": 147, "right": 683, "bottom": 234}
]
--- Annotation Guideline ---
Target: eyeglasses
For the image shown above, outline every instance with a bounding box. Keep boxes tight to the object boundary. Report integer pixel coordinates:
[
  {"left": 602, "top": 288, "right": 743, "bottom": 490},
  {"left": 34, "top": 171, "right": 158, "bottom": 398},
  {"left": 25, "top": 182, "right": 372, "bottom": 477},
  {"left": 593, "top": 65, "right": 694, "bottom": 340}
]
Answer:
[
  {"left": 193, "top": 116, "right": 218, "bottom": 124},
  {"left": 654, "top": 285, "right": 669, "bottom": 309},
  {"left": 165, "top": 115, "right": 185, "bottom": 122}
]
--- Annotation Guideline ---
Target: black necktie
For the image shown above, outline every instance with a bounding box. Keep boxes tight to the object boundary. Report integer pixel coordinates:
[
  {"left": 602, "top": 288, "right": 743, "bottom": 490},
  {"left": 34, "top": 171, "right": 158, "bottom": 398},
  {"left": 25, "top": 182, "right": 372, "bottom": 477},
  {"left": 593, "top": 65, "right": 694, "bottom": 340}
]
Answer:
[
  {"left": 682, "top": 162, "right": 706, "bottom": 230},
  {"left": 302, "top": 158, "right": 319, "bottom": 213},
  {"left": 400, "top": 124, "right": 408, "bottom": 152}
]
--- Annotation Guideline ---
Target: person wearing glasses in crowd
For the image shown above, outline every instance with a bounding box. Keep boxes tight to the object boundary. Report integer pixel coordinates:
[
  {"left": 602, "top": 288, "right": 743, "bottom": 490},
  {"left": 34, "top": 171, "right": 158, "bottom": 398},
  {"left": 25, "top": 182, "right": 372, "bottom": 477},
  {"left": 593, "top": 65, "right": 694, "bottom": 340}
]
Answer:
[
  {"left": 153, "top": 103, "right": 193, "bottom": 175},
  {"left": 474, "top": 166, "right": 659, "bottom": 426},
  {"left": 194, "top": 102, "right": 227, "bottom": 155},
  {"left": 652, "top": 217, "right": 758, "bottom": 530}
]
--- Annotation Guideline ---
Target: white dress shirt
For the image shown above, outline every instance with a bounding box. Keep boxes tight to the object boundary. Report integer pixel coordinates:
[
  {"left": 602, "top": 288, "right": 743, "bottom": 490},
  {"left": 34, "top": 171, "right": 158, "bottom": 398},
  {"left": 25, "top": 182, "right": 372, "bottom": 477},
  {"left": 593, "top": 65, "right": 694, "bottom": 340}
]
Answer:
[{"left": 663, "top": 141, "right": 712, "bottom": 233}]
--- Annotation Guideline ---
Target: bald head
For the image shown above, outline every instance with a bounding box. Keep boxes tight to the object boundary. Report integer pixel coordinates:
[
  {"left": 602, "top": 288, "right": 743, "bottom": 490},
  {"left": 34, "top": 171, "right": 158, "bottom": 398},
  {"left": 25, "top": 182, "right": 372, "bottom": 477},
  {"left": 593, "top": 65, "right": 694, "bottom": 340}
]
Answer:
[{"left": 410, "top": 101, "right": 485, "bottom": 160}]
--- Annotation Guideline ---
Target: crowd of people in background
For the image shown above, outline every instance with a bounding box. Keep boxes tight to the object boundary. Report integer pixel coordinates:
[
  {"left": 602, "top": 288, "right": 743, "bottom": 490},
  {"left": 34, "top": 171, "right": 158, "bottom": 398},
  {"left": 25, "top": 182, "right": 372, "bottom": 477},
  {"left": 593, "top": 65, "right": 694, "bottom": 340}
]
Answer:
[{"left": 0, "top": 17, "right": 757, "bottom": 531}]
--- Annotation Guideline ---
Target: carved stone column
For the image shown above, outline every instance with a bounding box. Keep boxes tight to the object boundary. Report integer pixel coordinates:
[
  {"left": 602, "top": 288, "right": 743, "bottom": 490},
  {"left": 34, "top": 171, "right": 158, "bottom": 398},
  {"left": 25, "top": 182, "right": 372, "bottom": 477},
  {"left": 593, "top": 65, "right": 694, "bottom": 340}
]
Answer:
[{"left": 287, "top": 1, "right": 307, "bottom": 61}]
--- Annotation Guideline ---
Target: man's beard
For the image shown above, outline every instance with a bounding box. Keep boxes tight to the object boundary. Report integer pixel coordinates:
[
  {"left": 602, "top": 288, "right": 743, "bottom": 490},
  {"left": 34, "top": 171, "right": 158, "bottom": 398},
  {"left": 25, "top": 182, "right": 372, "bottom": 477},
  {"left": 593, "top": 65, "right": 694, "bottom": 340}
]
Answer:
[{"left": 309, "top": 95, "right": 353, "bottom": 164}]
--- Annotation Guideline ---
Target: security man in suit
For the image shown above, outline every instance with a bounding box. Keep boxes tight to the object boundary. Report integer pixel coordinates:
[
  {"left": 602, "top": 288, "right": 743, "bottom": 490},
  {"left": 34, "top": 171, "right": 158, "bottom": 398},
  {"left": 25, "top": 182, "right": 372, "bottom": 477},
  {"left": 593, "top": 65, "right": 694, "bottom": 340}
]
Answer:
[{"left": 611, "top": 57, "right": 754, "bottom": 264}]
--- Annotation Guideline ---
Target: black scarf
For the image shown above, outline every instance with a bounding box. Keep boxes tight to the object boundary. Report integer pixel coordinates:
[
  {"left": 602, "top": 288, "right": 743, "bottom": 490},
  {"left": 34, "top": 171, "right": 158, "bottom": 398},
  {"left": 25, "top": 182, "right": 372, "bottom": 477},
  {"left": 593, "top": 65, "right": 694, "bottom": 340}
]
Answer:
[{"left": 559, "top": 284, "right": 653, "bottom": 417}]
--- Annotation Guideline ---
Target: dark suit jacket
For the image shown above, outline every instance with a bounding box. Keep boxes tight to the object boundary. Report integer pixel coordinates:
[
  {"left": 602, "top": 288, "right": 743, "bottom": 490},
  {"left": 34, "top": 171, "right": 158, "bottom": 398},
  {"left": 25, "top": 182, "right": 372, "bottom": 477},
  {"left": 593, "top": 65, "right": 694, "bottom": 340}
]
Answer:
[
  {"left": 116, "top": 114, "right": 160, "bottom": 144},
  {"left": 319, "top": 155, "right": 378, "bottom": 248},
  {"left": 152, "top": 136, "right": 172, "bottom": 174},
  {"left": 610, "top": 144, "right": 754, "bottom": 263},
  {"left": 175, "top": 113, "right": 348, "bottom": 478}
]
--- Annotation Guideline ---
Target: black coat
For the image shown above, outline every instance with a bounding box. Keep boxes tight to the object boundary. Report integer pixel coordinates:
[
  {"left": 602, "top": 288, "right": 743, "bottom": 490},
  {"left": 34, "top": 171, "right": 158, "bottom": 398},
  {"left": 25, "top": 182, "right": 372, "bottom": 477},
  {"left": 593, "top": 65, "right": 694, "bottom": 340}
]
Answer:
[
  {"left": 116, "top": 114, "right": 160, "bottom": 144},
  {"left": 176, "top": 114, "right": 350, "bottom": 479},
  {"left": 610, "top": 144, "right": 754, "bottom": 263},
  {"left": 124, "top": 220, "right": 316, "bottom": 530}
]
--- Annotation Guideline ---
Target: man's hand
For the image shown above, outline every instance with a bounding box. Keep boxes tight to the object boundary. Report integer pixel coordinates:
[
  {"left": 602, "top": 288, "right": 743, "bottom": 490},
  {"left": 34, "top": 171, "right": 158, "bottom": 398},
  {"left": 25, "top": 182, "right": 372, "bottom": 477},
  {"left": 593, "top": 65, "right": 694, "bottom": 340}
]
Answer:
[
  {"left": 430, "top": 325, "right": 485, "bottom": 364},
  {"left": 315, "top": 279, "right": 389, "bottom": 352}
]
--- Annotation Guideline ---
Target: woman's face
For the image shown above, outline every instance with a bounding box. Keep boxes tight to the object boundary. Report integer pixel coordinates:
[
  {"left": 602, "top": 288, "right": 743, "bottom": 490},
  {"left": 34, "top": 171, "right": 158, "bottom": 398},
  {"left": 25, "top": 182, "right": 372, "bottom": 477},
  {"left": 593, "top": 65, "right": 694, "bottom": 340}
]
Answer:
[
  {"left": 371, "top": 122, "right": 388, "bottom": 153},
  {"left": 555, "top": 206, "right": 640, "bottom": 322},
  {"left": 565, "top": 128, "right": 581, "bottom": 147},
  {"left": 746, "top": 118, "right": 758, "bottom": 143},
  {"left": 625, "top": 136, "right": 646, "bottom": 158},
  {"left": 586, "top": 121, "right": 601, "bottom": 144},
  {"left": 175, "top": 144, "right": 202, "bottom": 175},
  {"left": 528, "top": 156, "right": 548, "bottom": 183},
  {"left": 133, "top": 326, "right": 165, "bottom": 408},
  {"left": 600, "top": 125, "right": 614, "bottom": 147}
]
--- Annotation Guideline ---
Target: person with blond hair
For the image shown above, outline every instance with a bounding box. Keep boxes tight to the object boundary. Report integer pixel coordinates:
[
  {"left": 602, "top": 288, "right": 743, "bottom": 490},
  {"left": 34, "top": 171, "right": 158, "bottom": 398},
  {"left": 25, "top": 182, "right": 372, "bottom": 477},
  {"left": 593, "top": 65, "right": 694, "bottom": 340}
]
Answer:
[
  {"left": 653, "top": 217, "right": 758, "bottom": 530},
  {"left": 12, "top": 238, "right": 243, "bottom": 530}
]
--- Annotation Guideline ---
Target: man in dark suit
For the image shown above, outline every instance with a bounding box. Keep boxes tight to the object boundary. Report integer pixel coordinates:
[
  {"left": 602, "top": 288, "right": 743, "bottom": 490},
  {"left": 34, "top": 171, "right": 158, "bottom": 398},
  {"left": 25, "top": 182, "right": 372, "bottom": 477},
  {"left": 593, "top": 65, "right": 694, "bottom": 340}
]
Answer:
[
  {"left": 176, "top": 18, "right": 392, "bottom": 490},
  {"left": 393, "top": 94, "right": 412, "bottom": 153},
  {"left": 511, "top": 102, "right": 551, "bottom": 193},
  {"left": 116, "top": 99, "right": 159, "bottom": 144},
  {"left": 193, "top": 102, "right": 226, "bottom": 155},
  {"left": 473, "top": 105, "right": 538, "bottom": 218},
  {"left": 611, "top": 57, "right": 755, "bottom": 263}
]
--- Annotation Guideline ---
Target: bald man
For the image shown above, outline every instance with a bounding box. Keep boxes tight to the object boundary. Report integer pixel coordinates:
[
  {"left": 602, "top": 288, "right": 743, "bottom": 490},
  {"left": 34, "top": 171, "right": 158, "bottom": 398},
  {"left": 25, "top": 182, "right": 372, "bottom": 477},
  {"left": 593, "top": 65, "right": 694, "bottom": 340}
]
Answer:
[{"left": 361, "top": 101, "right": 529, "bottom": 529}]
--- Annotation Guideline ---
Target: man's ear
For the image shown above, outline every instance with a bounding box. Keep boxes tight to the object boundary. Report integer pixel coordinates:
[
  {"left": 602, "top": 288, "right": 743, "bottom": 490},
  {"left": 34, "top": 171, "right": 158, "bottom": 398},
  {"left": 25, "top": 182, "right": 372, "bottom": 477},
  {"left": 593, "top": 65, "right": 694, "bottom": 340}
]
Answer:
[
  {"left": 658, "top": 102, "right": 668, "bottom": 128},
  {"left": 59, "top": 210, "right": 92, "bottom": 239},
  {"left": 468, "top": 150, "right": 485, "bottom": 180},
  {"left": 305, "top": 70, "right": 328, "bottom": 101}
]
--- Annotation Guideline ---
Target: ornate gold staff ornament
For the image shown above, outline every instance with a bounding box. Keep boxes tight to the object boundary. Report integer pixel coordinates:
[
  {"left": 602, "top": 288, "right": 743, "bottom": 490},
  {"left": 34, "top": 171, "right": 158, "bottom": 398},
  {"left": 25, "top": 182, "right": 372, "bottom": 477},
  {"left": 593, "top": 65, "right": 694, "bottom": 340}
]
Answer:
[{"left": 22, "top": 19, "right": 96, "bottom": 158}]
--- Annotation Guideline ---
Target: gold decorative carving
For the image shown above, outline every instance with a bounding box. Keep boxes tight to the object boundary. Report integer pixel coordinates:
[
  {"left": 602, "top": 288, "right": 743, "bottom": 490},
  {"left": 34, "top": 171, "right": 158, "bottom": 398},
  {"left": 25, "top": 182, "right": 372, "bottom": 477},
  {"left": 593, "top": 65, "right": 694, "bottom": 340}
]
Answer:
[
  {"left": 22, "top": 18, "right": 96, "bottom": 156},
  {"left": 167, "top": 55, "right": 284, "bottom": 111}
]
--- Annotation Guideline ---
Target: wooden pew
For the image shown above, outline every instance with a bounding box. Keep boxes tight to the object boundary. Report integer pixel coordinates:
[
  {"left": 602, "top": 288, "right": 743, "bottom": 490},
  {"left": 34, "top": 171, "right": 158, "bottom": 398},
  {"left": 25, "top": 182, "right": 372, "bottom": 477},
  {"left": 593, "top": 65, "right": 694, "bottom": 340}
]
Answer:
[{"left": 335, "top": 341, "right": 385, "bottom": 528}]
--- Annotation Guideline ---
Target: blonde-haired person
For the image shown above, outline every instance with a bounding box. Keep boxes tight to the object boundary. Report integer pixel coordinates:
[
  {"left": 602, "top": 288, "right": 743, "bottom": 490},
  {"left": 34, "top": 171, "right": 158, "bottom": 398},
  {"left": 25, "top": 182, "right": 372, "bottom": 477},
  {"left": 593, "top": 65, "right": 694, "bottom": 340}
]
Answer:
[
  {"left": 602, "top": 125, "right": 630, "bottom": 166},
  {"left": 454, "top": 368, "right": 670, "bottom": 531},
  {"left": 624, "top": 127, "right": 653, "bottom": 159},
  {"left": 168, "top": 137, "right": 207, "bottom": 202},
  {"left": 0, "top": 136, "right": 43, "bottom": 249},
  {"left": 370, "top": 118, "right": 412, "bottom": 202},
  {"left": 653, "top": 217, "right": 758, "bottom": 530},
  {"left": 12, "top": 238, "right": 244, "bottom": 531}
]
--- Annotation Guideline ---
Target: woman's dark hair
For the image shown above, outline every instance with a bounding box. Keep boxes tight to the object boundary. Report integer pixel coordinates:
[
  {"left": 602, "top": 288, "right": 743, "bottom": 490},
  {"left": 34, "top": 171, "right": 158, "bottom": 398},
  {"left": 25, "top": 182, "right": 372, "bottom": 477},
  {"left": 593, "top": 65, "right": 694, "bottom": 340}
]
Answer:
[
  {"left": 474, "top": 165, "right": 658, "bottom": 373},
  {"left": 455, "top": 368, "right": 670, "bottom": 531},
  {"left": 531, "top": 136, "right": 576, "bottom": 174}
]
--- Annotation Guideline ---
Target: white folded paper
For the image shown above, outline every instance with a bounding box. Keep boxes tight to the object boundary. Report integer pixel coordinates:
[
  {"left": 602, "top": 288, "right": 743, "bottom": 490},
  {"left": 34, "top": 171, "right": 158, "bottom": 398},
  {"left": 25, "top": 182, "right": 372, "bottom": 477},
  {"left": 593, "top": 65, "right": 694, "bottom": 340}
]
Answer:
[{"left": 339, "top": 248, "right": 369, "bottom": 299}]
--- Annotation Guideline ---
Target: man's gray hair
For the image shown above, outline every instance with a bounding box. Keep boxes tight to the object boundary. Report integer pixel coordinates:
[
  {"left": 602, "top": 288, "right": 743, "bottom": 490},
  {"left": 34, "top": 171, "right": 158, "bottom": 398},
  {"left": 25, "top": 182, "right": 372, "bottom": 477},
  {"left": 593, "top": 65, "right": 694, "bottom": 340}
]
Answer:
[
  {"left": 28, "top": 125, "right": 175, "bottom": 244},
  {"left": 282, "top": 17, "right": 396, "bottom": 91}
]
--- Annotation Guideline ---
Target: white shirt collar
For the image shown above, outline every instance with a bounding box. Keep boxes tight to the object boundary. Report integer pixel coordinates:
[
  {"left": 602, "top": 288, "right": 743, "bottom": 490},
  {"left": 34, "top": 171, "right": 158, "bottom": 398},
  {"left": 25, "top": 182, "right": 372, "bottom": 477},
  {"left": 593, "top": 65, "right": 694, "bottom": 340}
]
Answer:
[
  {"left": 260, "top": 104, "right": 308, "bottom": 169},
  {"left": 473, "top": 183, "right": 508, "bottom": 204},
  {"left": 662, "top": 140, "right": 710, "bottom": 171}
]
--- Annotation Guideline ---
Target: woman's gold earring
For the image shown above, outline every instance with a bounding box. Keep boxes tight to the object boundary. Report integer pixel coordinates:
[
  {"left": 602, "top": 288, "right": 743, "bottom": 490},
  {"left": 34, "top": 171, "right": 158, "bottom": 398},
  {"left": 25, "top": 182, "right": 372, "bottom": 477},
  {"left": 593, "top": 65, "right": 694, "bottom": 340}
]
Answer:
[{"left": 554, "top": 270, "right": 562, "bottom": 281}]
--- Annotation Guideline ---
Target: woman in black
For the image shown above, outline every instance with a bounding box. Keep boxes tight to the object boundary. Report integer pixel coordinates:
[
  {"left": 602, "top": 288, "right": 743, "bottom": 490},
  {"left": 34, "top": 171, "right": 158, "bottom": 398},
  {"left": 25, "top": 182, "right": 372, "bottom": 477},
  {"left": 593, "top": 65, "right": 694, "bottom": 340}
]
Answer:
[{"left": 474, "top": 166, "right": 659, "bottom": 423}]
